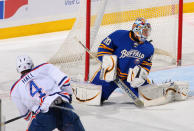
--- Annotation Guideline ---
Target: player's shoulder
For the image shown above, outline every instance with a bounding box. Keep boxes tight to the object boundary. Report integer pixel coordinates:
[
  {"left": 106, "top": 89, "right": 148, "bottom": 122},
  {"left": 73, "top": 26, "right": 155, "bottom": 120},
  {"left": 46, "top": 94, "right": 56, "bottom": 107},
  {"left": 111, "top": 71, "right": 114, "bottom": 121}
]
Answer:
[
  {"left": 10, "top": 79, "right": 21, "bottom": 96},
  {"left": 111, "top": 30, "right": 129, "bottom": 35},
  {"left": 31, "top": 63, "right": 50, "bottom": 70},
  {"left": 10, "top": 63, "right": 52, "bottom": 95},
  {"left": 144, "top": 40, "right": 154, "bottom": 52},
  {"left": 109, "top": 30, "right": 129, "bottom": 40}
]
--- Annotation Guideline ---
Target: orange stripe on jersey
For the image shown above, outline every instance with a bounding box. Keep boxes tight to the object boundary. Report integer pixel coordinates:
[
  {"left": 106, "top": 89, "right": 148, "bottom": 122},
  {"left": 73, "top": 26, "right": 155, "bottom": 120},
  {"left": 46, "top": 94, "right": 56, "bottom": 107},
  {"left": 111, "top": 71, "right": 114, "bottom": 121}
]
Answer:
[
  {"left": 97, "top": 54, "right": 105, "bottom": 57},
  {"left": 97, "top": 52, "right": 112, "bottom": 55},
  {"left": 118, "top": 74, "right": 127, "bottom": 78},
  {"left": 97, "top": 52, "right": 112, "bottom": 57},
  {"left": 142, "top": 66, "right": 150, "bottom": 73},
  {"left": 129, "top": 31, "right": 143, "bottom": 44},
  {"left": 129, "top": 31, "right": 136, "bottom": 42},
  {"left": 117, "top": 68, "right": 128, "bottom": 79},
  {"left": 117, "top": 68, "right": 128, "bottom": 76},
  {"left": 141, "top": 61, "right": 152, "bottom": 66},
  {"left": 99, "top": 44, "right": 114, "bottom": 52},
  {"left": 142, "top": 61, "right": 150, "bottom": 64},
  {"left": 141, "top": 62, "right": 152, "bottom": 66}
]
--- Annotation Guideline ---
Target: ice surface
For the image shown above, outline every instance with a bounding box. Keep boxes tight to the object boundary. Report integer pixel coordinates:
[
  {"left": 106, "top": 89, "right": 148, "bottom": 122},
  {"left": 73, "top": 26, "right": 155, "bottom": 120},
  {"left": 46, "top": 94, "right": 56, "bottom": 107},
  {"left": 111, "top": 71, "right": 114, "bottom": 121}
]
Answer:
[{"left": 0, "top": 13, "right": 194, "bottom": 131}]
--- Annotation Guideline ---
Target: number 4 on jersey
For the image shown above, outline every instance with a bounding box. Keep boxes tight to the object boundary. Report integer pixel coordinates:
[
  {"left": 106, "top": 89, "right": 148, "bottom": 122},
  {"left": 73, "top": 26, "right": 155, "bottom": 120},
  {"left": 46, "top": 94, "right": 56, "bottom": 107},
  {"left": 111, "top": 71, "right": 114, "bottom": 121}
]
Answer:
[{"left": 30, "top": 81, "right": 46, "bottom": 98}]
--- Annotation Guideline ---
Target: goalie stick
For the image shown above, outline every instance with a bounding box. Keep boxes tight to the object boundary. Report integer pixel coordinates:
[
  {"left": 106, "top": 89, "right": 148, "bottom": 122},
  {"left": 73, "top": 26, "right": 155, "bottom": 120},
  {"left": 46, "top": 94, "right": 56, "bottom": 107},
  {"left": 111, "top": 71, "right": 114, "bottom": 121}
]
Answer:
[{"left": 75, "top": 37, "right": 144, "bottom": 108}]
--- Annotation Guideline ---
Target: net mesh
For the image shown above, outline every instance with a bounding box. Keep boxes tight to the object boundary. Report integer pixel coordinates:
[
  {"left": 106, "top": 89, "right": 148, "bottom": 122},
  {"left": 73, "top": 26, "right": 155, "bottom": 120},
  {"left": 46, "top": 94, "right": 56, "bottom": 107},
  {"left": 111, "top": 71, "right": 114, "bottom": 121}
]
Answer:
[{"left": 48, "top": 0, "right": 179, "bottom": 80}]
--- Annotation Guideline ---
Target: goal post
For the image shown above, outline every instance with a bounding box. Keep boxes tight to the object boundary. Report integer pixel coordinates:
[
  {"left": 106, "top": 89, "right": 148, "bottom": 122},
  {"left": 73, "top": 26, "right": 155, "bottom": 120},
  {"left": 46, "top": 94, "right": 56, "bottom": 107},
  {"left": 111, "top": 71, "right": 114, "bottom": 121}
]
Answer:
[
  {"left": 177, "top": 0, "right": 183, "bottom": 66},
  {"left": 48, "top": 0, "right": 183, "bottom": 81},
  {"left": 85, "top": 0, "right": 91, "bottom": 81}
]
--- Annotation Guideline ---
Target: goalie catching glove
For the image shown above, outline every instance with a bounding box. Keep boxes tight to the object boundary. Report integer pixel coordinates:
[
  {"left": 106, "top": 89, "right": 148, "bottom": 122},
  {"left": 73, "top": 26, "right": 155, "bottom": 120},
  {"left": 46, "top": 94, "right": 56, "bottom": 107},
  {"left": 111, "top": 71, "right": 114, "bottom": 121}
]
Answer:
[
  {"left": 100, "top": 55, "right": 117, "bottom": 82},
  {"left": 127, "top": 65, "right": 148, "bottom": 88}
]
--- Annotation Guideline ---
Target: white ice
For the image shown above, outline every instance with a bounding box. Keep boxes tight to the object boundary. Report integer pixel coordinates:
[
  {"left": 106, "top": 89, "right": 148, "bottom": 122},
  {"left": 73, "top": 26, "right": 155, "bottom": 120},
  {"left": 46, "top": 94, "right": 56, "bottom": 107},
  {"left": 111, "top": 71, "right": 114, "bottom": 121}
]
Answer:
[{"left": 0, "top": 13, "right": 194, "bottom": 131}]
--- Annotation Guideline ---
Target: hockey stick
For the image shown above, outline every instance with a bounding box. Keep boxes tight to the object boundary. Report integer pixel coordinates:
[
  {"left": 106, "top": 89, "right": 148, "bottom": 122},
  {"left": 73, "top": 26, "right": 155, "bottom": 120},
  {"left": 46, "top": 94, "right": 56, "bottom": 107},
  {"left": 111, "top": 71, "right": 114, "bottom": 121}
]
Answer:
[
  {"left": 50, "top": 105, "right": 75, "bottom": 112},
  {"left": 0, "top": 115, "right": 25, "bottom": 127},
  {"left": 0, "top": 105, "right": 75, "bottom": 127},
  {"left": 75, "top": 37, "right": 144, "bottom": 108}
]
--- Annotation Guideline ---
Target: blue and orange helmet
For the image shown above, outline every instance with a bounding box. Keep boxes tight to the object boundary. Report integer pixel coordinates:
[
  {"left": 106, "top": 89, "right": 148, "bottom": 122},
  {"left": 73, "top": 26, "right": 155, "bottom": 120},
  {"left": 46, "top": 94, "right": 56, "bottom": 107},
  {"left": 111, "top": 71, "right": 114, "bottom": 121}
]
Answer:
[{"left": 132, "top": 17, "right": 151, "bottom": 42}]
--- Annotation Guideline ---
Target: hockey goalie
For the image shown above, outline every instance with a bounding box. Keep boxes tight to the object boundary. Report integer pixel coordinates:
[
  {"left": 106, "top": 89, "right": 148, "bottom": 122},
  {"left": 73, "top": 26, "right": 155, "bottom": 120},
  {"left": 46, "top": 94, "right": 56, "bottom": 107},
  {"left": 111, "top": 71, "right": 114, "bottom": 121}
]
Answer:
[
  {"left": 99, "top": 55, "right": 189, "bottom": 107},
  {"left": 71, "top": 54, "right": 189, "bottom": 107},
  {"left": 71, "top": 17, "right": 189, "bottom": 107},
  {"left": 88, "top": 17, "right": 189, "bottom": 107}
]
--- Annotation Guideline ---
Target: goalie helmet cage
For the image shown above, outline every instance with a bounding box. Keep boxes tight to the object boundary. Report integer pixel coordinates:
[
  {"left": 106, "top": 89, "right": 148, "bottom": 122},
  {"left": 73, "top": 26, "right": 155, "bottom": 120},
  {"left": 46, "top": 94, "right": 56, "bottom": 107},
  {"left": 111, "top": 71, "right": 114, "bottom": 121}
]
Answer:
[{"left": 48, "top": 0, "right": 183, "bottom": 81}]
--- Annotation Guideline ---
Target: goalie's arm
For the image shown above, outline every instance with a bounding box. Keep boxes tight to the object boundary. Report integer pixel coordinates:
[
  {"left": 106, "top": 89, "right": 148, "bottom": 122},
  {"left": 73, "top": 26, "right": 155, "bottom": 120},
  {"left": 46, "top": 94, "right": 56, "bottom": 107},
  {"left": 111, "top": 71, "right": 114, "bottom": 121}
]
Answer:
[
  {"left": 140, "top": 60, "right": 152, "bottom": 74},
  {"left": 137, "top": 53, "right": 154, "bottom": 84},
  {"left": 139, "top": 50, "right": 154, "bottom": 74},
  {"left": 97, "top": 33, "right": 117, "bottom": 61}
]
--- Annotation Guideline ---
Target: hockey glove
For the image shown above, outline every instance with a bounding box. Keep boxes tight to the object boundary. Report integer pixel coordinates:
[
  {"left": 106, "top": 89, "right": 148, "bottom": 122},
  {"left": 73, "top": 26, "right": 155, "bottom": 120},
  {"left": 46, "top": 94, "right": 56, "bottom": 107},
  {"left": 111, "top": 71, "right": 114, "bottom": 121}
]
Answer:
[
  {"left": 127, "top": 65, "right": 148, "bottom": 88},
  {"left": 100, "top": 55, "right": 117, "bottom": 82}
]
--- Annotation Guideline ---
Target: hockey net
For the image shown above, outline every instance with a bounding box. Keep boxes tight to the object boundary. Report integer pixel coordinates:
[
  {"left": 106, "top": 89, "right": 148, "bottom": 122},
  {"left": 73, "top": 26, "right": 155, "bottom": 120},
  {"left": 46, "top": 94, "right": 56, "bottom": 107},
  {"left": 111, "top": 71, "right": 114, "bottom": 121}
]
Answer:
[{"left": 48, "top": 0, "right": 180, "bottom": 81}]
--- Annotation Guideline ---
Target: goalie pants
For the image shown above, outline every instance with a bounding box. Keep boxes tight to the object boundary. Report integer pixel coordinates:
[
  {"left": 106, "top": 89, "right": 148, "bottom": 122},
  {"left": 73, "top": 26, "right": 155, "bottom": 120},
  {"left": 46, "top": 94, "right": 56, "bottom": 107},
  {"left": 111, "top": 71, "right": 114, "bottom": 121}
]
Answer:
[
  {"left": 28, "top": 102, "right": 85, "bottom": 131},
  {"left": 91, "top": 71, "right": 139, "bottom": 102}
]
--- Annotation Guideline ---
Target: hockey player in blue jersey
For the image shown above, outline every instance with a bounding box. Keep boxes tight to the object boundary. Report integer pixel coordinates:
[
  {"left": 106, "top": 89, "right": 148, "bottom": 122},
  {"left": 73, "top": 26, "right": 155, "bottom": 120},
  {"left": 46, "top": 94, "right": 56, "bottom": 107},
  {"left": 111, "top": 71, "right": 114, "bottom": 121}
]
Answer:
[
  {"left": 90, "top": 17, "right": 154, "bottom": 104},
  {"left": 11, "top": 55, "right": 85, "bottom": 131}
]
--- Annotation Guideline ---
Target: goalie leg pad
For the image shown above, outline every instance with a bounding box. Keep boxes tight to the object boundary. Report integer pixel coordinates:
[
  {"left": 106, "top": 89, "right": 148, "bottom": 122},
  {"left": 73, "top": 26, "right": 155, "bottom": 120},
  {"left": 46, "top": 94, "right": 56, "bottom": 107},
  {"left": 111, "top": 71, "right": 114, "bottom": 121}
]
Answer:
[
  {"left": 71, "top": 81, "right": 102, "bottom": 105},
  {"left": 139, "top": 84, "right": 167, "bottom": 101},
  {"left": 100, "top": 55, "right": 117, "bottom": 82},
  {"left": 139, "top": 84, "right": 175, "bottom": 107},
  {"left": 173, "top": 81, "right": 189, "bottom": 101},
  {"left": 139, "top": 81, "right": 189, "bottom": 107}
]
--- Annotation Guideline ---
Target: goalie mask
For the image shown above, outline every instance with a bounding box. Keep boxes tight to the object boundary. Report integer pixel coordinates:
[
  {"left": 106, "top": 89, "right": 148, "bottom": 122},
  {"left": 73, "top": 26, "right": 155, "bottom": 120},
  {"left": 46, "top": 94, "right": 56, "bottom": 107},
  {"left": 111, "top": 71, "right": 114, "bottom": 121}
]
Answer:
[
  {"left": 16, "top": 55, "right": 34, "bottom": 73},
  {"left": 132, "top": 17, "right": 151, "bottom": 42}
]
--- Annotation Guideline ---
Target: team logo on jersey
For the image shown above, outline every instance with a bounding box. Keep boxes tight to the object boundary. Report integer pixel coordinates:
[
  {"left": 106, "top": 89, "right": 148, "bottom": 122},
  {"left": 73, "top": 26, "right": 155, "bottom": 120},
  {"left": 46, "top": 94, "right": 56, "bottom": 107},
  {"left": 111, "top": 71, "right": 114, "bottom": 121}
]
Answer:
[
  {"left": 0, "top": 0, "right": 28, "bottom": 19},
  {"left": 119, "top": 49, "right": 144, "bottom": 59}
]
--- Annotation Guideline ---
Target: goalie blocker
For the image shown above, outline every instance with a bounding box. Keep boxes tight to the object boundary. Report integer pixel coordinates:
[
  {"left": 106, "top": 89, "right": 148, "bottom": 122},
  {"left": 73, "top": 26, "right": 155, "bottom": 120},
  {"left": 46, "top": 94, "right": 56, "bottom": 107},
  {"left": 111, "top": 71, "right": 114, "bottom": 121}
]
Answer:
[{"left": 100, "top": 54, "right": 117, "bottom": 82}]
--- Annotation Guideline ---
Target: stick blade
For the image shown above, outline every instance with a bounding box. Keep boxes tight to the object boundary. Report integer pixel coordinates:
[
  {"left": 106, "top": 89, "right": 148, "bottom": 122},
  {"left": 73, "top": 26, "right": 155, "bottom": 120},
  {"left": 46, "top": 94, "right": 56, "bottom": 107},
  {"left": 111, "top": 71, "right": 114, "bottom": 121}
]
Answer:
[{"left": 134, "top": 99, "right": 144, "bottom": 108}]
